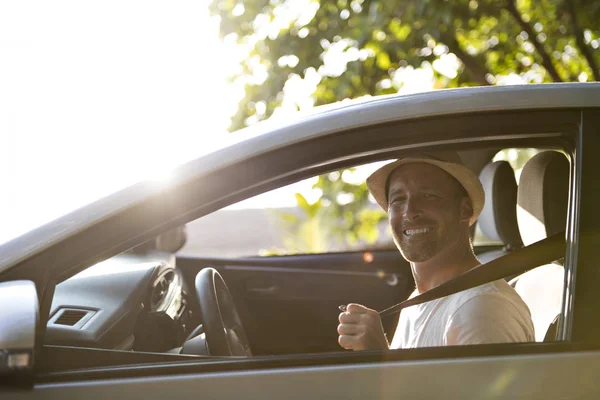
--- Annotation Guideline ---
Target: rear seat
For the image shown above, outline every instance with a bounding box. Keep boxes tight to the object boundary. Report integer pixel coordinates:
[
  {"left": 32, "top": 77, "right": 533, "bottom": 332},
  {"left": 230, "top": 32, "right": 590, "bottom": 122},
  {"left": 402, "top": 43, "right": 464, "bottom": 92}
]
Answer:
[
  {"left": 477, "top": 161, "right": 522, "bottom": 264},
  {"left": 512, "top": 151, "right": 569, "bottom": 342}
]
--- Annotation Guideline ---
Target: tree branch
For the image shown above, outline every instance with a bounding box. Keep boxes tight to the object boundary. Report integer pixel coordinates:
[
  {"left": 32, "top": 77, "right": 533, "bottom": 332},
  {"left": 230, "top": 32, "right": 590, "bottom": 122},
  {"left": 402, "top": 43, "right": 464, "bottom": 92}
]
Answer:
[
  {"left": 443, "top": 34, "right": 492, "bottom": 86},
  {"left": 506, "top": 0, "right": 563, "bottom": 82},
  {"left": 566, "top": 0, "right": 600, "bottom": 81}
]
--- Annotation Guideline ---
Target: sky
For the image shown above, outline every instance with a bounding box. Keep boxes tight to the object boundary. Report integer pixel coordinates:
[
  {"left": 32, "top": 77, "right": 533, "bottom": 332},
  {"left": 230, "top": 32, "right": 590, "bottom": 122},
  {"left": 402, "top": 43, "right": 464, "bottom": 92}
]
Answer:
[
  {"left": 0, "top": 2, "right": 476, "bottom": 245},
  {"left": 0, "top": 2, "right": 245, "bottom": 244}
]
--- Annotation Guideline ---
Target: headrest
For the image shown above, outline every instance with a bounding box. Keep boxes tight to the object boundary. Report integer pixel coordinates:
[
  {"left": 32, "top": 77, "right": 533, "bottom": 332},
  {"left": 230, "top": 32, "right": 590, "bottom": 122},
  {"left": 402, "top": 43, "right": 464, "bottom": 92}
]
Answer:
[
  {"left": 517, "top": 152, "right": 569, "bottom": 246},
  {"left": 478, "top": 161, "right": 522, "bottom": 248}
]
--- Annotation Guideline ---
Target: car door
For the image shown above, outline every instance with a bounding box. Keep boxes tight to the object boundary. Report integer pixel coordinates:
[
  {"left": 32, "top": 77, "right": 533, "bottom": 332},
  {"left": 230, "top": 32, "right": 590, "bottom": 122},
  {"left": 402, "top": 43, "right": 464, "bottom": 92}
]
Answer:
[
  {"left": 174, "top": 167, "right": 415, "bottom": 355},
  {"left": 177, "top": 250, "right": 412, "bottom": 355}
]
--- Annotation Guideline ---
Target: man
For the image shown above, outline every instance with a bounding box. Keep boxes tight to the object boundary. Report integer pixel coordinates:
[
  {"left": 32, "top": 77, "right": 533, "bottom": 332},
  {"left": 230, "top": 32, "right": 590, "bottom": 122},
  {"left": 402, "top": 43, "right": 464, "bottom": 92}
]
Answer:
[{"left": 338, "top": 152, "right": 534, "bottom": 350}]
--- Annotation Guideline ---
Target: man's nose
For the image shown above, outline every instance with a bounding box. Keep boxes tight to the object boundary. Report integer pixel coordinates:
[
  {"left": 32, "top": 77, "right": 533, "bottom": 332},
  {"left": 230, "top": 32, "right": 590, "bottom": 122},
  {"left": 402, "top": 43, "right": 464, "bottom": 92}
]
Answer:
[{"left": 403, "top": 197, "right": 422, "bottom": 220}]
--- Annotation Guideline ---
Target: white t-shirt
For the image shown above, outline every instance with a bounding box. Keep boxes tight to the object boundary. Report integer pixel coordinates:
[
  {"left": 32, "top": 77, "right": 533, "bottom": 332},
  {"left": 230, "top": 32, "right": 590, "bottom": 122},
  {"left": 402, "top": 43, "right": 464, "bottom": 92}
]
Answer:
[{"left": 390, "top": 280, "right": 535, "bottom": 349}]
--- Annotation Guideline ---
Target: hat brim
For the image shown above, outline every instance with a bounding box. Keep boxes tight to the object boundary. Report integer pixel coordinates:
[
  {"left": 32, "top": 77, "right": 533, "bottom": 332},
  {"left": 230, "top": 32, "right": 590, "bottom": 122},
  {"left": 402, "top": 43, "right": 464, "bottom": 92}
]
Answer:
[{"left": 366, "top": 158, "right": 485, "bottom": 226}]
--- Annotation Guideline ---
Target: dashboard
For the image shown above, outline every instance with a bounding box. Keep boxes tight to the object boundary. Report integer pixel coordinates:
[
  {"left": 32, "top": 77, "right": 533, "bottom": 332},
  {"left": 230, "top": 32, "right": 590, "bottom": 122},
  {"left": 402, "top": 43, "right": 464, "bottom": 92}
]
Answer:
[{"left": 45, "top": 251, "right": 195, "bottom": 353}]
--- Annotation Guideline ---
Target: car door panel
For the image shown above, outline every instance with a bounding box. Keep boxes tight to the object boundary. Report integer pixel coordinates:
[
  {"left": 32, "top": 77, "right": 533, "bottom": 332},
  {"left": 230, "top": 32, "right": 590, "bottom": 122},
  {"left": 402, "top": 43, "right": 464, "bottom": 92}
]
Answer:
[
  {"left": 177, "top": 251, "right": 413, "bottom": 355},
  {"left": 20, "top": 349, "right": 600, "bottom": 399}
]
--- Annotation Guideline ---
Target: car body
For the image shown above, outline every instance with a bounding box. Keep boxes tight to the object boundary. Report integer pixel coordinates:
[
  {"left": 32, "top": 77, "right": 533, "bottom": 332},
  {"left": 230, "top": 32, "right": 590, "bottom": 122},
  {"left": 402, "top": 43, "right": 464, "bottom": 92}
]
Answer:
[{"left": 2, "top": 83, "right": 600, "bottom": 398}]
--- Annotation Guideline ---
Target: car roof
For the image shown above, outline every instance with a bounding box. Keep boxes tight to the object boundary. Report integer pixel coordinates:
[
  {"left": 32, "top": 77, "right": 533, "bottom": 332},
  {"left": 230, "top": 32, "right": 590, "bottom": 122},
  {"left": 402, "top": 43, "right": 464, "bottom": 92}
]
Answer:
[{"left": 1, "top": 83, "right": 599, "bottom": 272}]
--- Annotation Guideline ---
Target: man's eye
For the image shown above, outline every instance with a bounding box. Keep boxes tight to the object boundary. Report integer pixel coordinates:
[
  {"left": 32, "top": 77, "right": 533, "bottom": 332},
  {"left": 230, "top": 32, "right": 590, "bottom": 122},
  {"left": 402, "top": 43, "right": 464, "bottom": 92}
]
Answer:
[
  {"left": 390, "top": 197, "right": 406, "bottom": 205},
  {"left": 423, "top": 193, "right": 437, "bottom": 199}
]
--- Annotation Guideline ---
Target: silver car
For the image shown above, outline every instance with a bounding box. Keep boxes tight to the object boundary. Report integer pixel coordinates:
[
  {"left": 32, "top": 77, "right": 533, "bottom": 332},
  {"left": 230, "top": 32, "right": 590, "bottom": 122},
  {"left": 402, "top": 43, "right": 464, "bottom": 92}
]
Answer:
[{"left": 1, "top": 83, "right": 600, "bottom": 399}]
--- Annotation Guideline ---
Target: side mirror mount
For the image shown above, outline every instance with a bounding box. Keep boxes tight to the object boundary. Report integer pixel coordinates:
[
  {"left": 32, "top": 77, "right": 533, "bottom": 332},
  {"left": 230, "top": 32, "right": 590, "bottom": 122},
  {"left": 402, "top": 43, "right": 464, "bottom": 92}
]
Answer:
[{"left": 0, "top": 280, "right": 38, "bottom": 387}]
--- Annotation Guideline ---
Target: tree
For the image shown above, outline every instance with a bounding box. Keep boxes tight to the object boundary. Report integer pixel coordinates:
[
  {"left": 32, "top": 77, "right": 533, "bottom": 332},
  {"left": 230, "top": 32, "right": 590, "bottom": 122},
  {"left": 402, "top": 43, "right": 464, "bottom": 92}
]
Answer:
[
  {"left": 211, "top": 0, "right": 599, "bottom": 131},
  {"left": 210, "top": 0, "right": 599, "bottom": 249},
  {"left": 264, "top": 173, "right": 389, "bottom": 255}
]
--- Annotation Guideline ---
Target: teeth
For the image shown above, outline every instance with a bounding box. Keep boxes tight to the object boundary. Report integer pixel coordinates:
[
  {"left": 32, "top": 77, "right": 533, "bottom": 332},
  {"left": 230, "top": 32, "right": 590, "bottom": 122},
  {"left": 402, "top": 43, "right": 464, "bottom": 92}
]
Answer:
[{"left": 404, "top": 228, "right": 432, "bottom": 236}]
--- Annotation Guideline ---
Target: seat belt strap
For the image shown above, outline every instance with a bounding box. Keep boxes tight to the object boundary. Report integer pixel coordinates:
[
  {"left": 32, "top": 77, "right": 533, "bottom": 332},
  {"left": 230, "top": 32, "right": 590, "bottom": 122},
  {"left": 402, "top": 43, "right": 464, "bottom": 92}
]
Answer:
[{"left": 379, "top": 232, "right": 566, "bottom": 318}]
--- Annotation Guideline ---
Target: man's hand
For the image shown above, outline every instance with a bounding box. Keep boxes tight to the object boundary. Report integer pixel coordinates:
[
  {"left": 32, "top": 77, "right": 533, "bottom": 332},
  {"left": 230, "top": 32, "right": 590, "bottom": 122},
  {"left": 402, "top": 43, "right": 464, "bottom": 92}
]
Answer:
[{"left": 338, "top": 303, "right": 389, "bottom": 351}]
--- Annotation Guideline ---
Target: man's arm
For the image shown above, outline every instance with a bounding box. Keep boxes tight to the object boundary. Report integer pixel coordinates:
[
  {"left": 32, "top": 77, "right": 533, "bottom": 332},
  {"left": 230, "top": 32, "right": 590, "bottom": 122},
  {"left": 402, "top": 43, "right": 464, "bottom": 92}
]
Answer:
[
  {"left": 444, "top": 293, "right": 535, "bottom": 345},
  {"left": 338, "top": 303, "right": 389, "bottom": 351}
]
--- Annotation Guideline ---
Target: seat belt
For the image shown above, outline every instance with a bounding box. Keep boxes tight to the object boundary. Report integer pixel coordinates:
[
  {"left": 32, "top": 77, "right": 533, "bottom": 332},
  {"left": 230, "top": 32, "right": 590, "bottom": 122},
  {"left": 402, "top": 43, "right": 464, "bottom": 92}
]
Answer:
[{"left": 378, "top": 232, "right": 566, "bottom": 318}]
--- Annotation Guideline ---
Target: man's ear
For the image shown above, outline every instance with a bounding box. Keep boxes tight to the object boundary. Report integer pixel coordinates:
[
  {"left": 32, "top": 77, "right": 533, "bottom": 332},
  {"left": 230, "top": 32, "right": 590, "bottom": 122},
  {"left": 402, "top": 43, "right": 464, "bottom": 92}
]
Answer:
[{"left": 459, "top": 196, "right": 474, "bottom": 223}]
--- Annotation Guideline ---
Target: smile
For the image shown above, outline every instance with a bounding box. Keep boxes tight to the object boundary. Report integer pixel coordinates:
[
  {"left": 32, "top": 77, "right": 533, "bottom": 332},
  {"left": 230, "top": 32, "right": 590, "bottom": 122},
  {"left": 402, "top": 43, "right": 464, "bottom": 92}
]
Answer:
[{"left": 403, "top": 227, "right": 433, "bottom": 236}]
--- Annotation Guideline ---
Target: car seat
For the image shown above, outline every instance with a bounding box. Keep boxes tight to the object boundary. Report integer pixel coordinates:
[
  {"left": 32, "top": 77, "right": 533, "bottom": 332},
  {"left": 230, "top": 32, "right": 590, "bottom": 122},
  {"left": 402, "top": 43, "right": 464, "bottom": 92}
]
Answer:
[
  {"left": 512, "top": 151, "right": 569, "bottom": 342},
  {"left": 477, "top": 161, "right": 523, "bottom": 264}
]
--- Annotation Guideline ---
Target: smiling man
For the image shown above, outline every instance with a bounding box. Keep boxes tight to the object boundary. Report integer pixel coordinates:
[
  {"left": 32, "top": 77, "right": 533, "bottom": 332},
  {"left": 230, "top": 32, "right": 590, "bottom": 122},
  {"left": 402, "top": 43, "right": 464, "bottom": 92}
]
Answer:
[{"left": 337, "top": 152, "right": 534, "bottom": 350}]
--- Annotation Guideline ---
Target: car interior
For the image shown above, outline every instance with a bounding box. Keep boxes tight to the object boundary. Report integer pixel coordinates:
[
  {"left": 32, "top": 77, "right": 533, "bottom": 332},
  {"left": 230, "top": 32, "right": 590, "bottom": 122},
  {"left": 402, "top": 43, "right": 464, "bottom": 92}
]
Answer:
[
  {"left": 509, "top": 151, "right": 569, "bottom": 342},
  {"left": 41, "top": 145, "right": 570, "bottom": 366}
]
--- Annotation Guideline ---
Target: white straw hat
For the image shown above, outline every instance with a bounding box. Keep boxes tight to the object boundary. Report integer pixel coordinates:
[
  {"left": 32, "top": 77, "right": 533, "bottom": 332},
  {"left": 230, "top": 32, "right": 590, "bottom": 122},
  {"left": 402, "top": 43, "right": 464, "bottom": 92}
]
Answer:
[{"left": 366, "top": 151, "right": 485, "bottom": 226}]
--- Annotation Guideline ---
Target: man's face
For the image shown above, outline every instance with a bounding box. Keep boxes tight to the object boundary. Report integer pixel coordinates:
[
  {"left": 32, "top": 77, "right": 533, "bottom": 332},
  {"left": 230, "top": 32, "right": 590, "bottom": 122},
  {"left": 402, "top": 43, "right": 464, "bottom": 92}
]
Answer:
[{"left": 387, "top": 163, "right": 472, "bottom": 263}]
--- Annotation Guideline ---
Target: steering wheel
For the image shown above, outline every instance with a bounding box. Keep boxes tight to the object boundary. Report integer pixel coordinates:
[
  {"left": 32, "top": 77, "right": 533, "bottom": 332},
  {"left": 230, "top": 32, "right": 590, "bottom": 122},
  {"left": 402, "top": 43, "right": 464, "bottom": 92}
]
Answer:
[{"left": 194, "top": 267, "right": 252, "bottom": 357}]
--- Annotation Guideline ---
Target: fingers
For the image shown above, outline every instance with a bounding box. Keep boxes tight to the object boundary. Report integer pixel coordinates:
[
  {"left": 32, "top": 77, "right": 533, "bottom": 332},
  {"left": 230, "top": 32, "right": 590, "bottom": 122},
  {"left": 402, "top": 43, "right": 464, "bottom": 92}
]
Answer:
[
  {"left": 337, "top": 323, "right": 362, "bottom": 336},
  {"left": 337, "top": 303, "right": 387, "bottom": 351},
  {"left": 339, "top": 311, "right": 361, "bottom": 324},
  {"left": 338, "top": 334, "right": 355, "bottom": 350},
  {"left": 346, "top": 303, "right": 374, "bottom": 314},
  {"left": 339, "top": 306, "right": 379, "bottom": 324}
]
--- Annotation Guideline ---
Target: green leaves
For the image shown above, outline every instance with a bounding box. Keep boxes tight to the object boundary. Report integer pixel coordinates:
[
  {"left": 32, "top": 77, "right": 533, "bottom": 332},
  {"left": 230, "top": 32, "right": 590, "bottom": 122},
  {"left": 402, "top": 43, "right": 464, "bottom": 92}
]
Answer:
[
  {"left": 211, "top": 0, "right": 599, "bottom": 133},
  {"left": 295, "top": 193, "right": 322, "bottom": 219},
  {"left": 389, "top": 20, "right": 412, "bottom": 41},
  {"left": 376, "top": 51, "right": 391, "bottom": 69}
]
